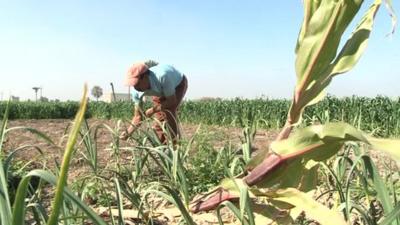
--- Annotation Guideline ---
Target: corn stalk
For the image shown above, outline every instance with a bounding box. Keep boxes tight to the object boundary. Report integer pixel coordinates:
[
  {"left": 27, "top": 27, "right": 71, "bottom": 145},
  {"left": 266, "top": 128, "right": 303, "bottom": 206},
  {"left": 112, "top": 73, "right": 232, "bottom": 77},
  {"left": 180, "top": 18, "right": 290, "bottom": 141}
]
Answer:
[{"left": 192, "top": 1, "right": 398, "bottom": 224}]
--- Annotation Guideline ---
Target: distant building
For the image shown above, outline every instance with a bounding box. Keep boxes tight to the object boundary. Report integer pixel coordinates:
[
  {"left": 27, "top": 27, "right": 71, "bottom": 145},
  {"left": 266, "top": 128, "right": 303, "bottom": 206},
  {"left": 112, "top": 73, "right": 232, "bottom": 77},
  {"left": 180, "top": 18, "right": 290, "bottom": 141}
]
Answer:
[
  {"left": 102, "top": 93, "right": 131, "bottom": 103},
  {"left": 10, "top": 96, "right": 19, "bottom": 102}
]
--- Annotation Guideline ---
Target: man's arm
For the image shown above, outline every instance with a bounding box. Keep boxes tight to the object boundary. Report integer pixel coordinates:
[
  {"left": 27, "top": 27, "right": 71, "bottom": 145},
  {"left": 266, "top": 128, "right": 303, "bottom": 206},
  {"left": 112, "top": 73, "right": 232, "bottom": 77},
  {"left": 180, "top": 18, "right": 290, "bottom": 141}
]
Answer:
[
  {"left": 130, "top": 104, "right": 143, "bottom": 129},
  {"left": 120, "top": 85, "right": 145, "bottom": 139},
  {"left": 120, "top": 104, "right": 142, "bottom": 140}
]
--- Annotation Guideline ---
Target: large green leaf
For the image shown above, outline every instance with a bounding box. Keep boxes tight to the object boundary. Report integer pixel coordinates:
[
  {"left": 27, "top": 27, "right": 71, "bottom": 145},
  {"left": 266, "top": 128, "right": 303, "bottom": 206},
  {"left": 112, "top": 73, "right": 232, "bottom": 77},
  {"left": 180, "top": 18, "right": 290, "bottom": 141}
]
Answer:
[
  {"left": 330, "top": 1, "right": 380, "bottom": 76},
  {"left": 288, "top": 0, "right": 390, "bottom": 125},
  {"left": 272, "top": 188, "right": 347, "bottom": 225},
  {"left": 368, "top": 138, "right": 400, "bottom": 161},
  {"left": 293, "top": 0, "right": 384, "bottom": 120},
  {"left": 271, "top": 122, "right": 400, "bottom": 162},
  {"left": 246, "top": 122, "right": 400, "bottom": 189},
  {"left": 251, "top": 203, "right": 293, "bottom": 225},
  {"left": 295, "top": 0, "right": 323, "bottom": 54},
  {"left": 295, "top": 0, "right": 362, "bottom": 85},
  {"left": 219, "top": 179, "right": 345, "bottom": 225},
  {"left": 218, "top": 179, "right": 293, "bottom": 224}
]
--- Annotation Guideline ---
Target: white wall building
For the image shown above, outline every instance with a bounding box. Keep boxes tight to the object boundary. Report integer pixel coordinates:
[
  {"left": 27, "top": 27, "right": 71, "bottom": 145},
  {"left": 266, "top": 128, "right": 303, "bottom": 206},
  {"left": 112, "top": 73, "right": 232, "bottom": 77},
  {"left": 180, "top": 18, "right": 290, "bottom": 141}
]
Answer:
[
  {"left": 10, "top": 96, "right": 20, "bottom": 101},
  {"left": 102, "top": 93, "right": 131, "bottom": 103}
]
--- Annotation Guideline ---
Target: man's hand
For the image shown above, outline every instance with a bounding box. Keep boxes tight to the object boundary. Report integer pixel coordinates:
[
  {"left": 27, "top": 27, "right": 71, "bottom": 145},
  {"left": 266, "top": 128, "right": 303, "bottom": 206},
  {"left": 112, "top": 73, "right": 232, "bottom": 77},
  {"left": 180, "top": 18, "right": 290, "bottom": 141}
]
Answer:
[
  {"left": 119, "top": 131, "right": 130, "bottom": 140},
  {"left": 119, "top": 125, "right": 136, "bottom": 140},
  {"left": 145, "top": 105, "right": 162, "bottom": 117},
  {"left": 145, "top": 107, "right": 155, "bottom": 117}
]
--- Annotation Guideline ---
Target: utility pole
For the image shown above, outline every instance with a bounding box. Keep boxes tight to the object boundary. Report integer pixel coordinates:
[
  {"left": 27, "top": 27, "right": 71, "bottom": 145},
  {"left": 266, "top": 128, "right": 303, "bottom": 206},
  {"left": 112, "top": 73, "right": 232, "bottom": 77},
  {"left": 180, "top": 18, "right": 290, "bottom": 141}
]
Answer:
[
  {"left": 110, "top": 82, "right": 116, "bottom": 102},
  {"left": 32, "top": 87, "right": 40, "bottom": 101}
]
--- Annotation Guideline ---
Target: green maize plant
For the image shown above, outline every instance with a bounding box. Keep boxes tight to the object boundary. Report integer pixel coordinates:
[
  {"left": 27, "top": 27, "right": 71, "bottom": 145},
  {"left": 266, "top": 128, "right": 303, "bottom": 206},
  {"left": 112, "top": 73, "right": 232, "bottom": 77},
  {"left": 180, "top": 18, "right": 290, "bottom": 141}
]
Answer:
[
  {"left": 179, "top": 98, "right": 290, "bottom": 130},
  {"left": 2, "top": 96, "right": 400, "bottom": 137},
  {"left": 192, "top": 0, "right": 400, "bottom": 224}
]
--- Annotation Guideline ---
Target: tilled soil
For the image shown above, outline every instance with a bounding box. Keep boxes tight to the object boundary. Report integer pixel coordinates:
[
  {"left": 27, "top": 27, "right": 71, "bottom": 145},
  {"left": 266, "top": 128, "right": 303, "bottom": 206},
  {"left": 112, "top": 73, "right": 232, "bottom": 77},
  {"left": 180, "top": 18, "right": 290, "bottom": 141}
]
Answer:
[
  {"left": 4, "top": 119, "right": 276, "bottom": 173},
  {"left": 3, "top": 119, "right": 398, "bottom": 224},
  {"left": 3, "top": 119, "right": 277, "bottom": 224}
]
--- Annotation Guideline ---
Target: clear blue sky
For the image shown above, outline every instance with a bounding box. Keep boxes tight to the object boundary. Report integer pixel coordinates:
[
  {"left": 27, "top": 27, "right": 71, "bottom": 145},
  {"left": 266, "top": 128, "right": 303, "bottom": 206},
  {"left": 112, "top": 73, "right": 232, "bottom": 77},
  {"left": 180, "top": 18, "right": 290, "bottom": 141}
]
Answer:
[{"left": 0, "top": 0, "right": 398, "bottom": 101}]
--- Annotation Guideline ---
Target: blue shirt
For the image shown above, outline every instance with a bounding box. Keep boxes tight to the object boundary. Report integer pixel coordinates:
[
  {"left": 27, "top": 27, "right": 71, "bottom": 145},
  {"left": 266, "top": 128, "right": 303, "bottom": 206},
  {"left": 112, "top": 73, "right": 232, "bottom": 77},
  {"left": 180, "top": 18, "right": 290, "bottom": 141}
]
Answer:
[{"left": 131, "top": 64, "right": 184, "bottom": 104}]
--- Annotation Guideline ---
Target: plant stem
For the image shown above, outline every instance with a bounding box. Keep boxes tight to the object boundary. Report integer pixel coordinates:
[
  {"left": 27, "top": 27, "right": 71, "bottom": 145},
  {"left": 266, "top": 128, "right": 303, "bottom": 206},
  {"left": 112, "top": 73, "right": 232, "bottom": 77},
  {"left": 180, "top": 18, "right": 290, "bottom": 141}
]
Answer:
[{"left": 276, "top": 121, "right": 293, "bottom": 141}]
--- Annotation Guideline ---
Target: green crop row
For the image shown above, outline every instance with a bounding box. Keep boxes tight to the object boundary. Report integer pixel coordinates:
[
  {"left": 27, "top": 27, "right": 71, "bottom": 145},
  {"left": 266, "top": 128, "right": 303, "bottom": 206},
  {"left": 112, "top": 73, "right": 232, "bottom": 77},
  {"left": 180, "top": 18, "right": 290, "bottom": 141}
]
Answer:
[
  {"left": 180, "top": 96, "right": 400, "bottom": 137},
  {"left": 0, "top": 101, "right": 135, "bottom": 120},
  {"left": 1, "top": 95, "right": 400, "bottom": 137}
]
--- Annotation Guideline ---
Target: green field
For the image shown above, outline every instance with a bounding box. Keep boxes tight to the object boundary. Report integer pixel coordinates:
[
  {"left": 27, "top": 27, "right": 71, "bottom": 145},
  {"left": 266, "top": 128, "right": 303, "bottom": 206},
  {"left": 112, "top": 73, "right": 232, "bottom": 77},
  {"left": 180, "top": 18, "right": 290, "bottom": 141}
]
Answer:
[{"left": 2, "top": 95, "right": 400, "bottom": 137}]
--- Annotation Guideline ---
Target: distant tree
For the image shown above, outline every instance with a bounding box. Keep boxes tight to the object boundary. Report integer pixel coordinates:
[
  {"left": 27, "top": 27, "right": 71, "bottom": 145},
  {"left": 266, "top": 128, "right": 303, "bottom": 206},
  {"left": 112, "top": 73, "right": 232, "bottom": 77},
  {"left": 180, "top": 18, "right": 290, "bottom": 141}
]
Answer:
[
  {"left": 91, "top": 86, "right": 103, "bottom": 101},
  {"left": 143, "top": 59, "right": 159, "bottom": 68}
]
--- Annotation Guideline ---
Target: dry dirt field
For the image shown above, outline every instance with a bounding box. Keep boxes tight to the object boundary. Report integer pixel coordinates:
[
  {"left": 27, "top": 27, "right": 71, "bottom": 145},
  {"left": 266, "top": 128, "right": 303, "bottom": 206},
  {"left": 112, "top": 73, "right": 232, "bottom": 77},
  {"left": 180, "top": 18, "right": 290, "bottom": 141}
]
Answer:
[
  {"left": 3, "top": 119, "right": 277, "bottom": 224},
  {"left": 4, "top": 118, "right": 275, "bottom": 170},
  {"left": 3, "top": 119, "right": 398, "bottom": 224}
]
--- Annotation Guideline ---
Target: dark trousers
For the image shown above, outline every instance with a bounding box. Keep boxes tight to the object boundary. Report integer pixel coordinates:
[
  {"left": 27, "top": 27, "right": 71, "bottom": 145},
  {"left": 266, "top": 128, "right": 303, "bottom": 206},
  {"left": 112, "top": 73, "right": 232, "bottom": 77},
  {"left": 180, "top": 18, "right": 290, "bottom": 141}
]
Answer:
[{"left": 152, "top": 76, "right": 188, "bottom": 143}]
